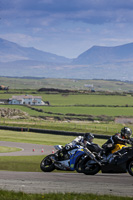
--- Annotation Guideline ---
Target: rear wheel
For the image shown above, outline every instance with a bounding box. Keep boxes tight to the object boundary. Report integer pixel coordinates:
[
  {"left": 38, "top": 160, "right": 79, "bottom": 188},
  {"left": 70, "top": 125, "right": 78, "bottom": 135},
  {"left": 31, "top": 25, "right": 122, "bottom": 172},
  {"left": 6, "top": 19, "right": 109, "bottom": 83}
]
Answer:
[
  {"left": 40, "top": 154, "right": 55, "bottom": 172},
  {"left": 127, "top": 160, "right": 133, "bottom": 176},
  {"left": 81, "top": 157, "right": 100, "bottom": 175}
]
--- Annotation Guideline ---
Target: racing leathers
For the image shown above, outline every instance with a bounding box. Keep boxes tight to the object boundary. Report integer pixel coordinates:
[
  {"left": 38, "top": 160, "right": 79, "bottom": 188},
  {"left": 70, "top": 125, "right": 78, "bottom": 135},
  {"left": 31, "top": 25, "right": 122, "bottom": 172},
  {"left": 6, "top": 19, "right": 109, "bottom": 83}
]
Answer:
[
  {"left": 102, "top": 133, "right": 129, "bottom": 153},
  {"left": 102, "top": 133, "right": 130, "bottom": 163},
  {"left": 65, "top": 136, "right": 102, "bottom": 154}
]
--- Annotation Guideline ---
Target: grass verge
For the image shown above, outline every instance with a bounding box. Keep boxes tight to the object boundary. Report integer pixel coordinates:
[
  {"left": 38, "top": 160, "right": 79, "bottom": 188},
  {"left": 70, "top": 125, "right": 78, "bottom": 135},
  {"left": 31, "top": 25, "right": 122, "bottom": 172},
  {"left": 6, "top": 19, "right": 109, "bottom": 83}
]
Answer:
[
  {"left": 0, "top": 190, "right": 132, "bottom": 200},
  {"left": 0, "top": 155, "right": 43, "bottom": 172},
  {"left": 0, "top": 146, "right": 21, "bottom": 153}
]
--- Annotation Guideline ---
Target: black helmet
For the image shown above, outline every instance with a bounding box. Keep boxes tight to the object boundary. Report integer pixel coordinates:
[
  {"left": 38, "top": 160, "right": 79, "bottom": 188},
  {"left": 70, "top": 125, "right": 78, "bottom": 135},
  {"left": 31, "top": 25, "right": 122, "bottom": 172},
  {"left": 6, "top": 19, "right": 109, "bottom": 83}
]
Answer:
[
  {"left": 84, "top": 133, "right": 94, "bottom": 142},
  {"left": 121, "top": 127, "right": 132, "bottom": 139}
]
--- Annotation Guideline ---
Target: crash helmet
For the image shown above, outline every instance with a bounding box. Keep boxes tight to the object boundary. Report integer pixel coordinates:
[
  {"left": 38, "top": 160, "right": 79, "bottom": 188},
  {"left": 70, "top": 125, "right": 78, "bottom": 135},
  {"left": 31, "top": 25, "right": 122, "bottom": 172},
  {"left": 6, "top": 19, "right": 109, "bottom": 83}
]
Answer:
[
  {"left": 121, "top": 127, "right": 132, "bottom": 139},
  {"left": 84, "top": 132, "right": 94, "bottom": 142}
]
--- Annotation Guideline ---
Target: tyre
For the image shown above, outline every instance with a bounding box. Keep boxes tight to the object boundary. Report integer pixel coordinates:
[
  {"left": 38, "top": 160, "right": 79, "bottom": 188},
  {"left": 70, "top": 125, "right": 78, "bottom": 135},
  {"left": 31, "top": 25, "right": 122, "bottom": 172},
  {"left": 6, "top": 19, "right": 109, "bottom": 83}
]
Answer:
[
  {"left": 76, "top": 156, "right": 86, "bottom": 173},
  {"left": 76, "top": 159, "right": 83, "bottom": 173},
  {"left": 40, "top": 154, "right": 55, "bottom": 172},
  {"left": 127, "top": 160, "right": 133, "bottom": 176},
  {"left": 81, "top": 157, "right": 100, "bottom": 175}
]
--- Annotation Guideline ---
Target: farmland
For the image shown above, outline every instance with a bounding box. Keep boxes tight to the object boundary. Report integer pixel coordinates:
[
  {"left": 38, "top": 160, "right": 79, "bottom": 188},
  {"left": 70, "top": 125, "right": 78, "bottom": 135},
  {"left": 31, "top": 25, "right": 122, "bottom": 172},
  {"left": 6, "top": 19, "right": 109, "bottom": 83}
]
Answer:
[
  {"left": 0, "top": 92, "right": 133, "bottom": 135},
  {"left": 0, "top": 77, "right": 133, "bottom": 92},
  {"left": 0, "top": 92, "right": 133, "bottom": 120},
  {"left": 0, "top": 77, "right": 133, "bottom": 135}
]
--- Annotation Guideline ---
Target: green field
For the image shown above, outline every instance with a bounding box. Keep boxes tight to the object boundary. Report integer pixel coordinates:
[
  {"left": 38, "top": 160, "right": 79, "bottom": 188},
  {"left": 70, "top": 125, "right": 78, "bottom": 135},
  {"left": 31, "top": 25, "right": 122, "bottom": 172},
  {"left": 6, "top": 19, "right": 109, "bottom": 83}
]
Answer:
[
  {"left": 34, "top": 106, "right": 133, "bottom": 116},
  {"left": 0, "top": 80, "right": 133, "bottom": 122},
  {"left": 0, "top": 77, "right": 133, "bottom": 92},
  {"left": 1, "top": 93, "right": 133, "bottom": 106},
  {"left": 41, "top": 94, "right": 133, "bottom": 106},
  {"left": 1, "top": 103, "right": 133, "bottom": 120},
  {"left": 0, "top": 92, "right": 133, "bottom": 122}
]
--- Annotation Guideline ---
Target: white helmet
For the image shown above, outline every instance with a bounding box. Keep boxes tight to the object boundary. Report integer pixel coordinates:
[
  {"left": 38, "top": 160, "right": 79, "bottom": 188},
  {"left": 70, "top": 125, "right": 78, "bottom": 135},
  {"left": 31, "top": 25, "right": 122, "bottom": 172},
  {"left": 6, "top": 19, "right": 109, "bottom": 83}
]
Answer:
[{"left": 121, "top": 127, "right": 132, "bottom": 139}]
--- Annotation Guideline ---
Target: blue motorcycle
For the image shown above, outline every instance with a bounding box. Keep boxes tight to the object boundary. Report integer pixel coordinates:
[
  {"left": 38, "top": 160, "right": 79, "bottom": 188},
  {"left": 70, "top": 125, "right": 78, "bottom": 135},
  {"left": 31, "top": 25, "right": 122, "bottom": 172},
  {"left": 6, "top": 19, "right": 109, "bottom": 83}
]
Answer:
[{"left": 40, "top": 145, "right": 86, "bottom": 173}]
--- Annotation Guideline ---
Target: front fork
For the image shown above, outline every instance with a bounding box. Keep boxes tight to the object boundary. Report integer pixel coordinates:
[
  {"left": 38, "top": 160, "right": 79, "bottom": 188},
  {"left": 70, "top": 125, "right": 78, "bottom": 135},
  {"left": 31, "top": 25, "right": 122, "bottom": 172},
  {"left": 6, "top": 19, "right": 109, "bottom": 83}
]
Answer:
[{"left": 84, "top": 148, "right": 102, "bottom": 166}]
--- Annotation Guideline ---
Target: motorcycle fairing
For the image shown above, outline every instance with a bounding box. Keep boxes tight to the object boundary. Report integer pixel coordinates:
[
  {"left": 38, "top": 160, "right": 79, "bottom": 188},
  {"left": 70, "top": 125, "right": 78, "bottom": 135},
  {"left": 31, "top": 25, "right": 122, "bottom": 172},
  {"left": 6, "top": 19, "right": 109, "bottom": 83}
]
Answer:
[
  {"left": 101, "top": 162, "right": 127, "bottom": 173},
  {"left": 69, "top": 150, "right": 85, "bottom": 170},
  {"left": 111, "top": 144, "right": 126, "bottom": 153},
  {"left": 127, "top": 148, "right": 133, "bottom": 158},
  {"left": 101, "top": 153, "right": 129, "bottom": 173}
]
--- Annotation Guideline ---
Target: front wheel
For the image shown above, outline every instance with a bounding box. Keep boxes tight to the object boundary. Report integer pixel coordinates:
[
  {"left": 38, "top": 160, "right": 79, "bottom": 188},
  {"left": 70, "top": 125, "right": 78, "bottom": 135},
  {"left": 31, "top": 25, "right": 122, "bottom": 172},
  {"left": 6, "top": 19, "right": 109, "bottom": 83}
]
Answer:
[
  {"left": 127, "top": 160, "right": 133, "bottom": 176},
  {"left": 81, "top": 157, "right": 100, "bottom": 175},
  {"left": 76, "top": 159, "right": 83, "bottom": 173},
  {"left": 40, "top": 154, "right": 55, "bottom": 172},
  {"left": 76, "top": 155, "right": 86, "bottom": 173}
]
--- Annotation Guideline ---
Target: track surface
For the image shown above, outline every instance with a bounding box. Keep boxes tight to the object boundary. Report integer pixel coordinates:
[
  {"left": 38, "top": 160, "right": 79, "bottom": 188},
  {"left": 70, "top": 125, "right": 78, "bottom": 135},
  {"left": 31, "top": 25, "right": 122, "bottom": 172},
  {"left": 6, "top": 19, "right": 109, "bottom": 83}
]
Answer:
[
  {"left": 0, "top": 141, "right": 133, "bottom": 196},
  {"left": 0, "top": 141, "right": 54, "bottom": 156}
]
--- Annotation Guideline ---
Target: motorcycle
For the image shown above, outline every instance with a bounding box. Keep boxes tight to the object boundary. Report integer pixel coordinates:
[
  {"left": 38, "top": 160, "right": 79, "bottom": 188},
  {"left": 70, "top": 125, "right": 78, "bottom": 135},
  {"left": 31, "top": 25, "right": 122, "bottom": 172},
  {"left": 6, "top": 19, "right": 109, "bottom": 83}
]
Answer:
[
  {"left": 40, "top": 144, "right": 86, "bottom": 173},
  {"left": 80, "top": 138, "right": 133, "bottom": 176}
]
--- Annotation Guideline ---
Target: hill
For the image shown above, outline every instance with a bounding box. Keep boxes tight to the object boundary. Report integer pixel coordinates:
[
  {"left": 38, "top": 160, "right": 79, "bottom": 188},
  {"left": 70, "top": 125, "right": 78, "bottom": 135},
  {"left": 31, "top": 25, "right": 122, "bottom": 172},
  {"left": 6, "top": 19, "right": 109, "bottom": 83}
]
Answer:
[
  {"left": 72, "top": 43, "right": 133, "bottom": 64},
  {"left": 0, "top": 38, "right": 71, "bottom": 64},
  {"left": 0, "top": 38, "right": 133, "bottom": 80}
]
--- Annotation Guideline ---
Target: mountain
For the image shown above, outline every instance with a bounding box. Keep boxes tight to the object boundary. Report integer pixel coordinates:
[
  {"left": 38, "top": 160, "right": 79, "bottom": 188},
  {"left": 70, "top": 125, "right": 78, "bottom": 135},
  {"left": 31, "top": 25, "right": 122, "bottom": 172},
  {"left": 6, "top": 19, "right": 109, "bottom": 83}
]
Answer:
[
  {"left": 72, "top": 43, "right": 133, "bottom": 64},
  {"left": 0, "top": 38, "right": 71, "bottom": 64},
  {"left": 0, "top": 38, "right": 133, "bottom": 80}
]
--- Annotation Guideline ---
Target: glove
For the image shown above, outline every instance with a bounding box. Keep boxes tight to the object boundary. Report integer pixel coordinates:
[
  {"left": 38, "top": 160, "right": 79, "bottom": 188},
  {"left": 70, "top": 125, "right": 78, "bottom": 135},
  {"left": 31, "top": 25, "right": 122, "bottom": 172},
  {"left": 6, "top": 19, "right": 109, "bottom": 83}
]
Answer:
[
  {"left": 107, "top": 143, "right": 113, "bottom": 148},
  {"left": 76, "top": 142, "right": 82, "bottom": 146},
  {"left": 65, "top": 145, "right": 71, "bottom": 150},
  {"left": 127, "top": 140, "right": 131, "bottom": 145}
]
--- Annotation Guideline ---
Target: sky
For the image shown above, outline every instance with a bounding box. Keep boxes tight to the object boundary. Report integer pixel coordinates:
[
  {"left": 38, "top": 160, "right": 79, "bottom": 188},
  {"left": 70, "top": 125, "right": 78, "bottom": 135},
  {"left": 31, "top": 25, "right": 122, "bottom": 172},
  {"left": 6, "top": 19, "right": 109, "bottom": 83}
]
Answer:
[{"left": 1, "top": 0, "right": 133, "bottom": 58}]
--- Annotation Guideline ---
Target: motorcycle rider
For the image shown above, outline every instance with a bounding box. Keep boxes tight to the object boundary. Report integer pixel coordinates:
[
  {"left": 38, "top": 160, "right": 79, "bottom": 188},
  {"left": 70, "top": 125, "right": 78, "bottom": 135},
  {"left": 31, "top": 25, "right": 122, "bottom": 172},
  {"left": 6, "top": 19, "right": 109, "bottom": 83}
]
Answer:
[
  {"left": 61, "top": 132, "right": 102, "bottom": 160},
  {"left": 102, "top": 127, "right": 132, "bottom": 163},
  {"left": 65, "top": 132, "right": 94, "bottom": 149}
]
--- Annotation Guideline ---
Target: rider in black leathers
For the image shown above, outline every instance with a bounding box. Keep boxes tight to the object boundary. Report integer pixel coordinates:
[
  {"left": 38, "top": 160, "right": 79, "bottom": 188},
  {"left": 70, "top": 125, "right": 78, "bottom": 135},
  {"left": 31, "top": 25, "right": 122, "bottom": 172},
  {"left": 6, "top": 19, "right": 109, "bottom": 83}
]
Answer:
[{"left": 102, "top": 127, "right": 132, "bottom": 163}]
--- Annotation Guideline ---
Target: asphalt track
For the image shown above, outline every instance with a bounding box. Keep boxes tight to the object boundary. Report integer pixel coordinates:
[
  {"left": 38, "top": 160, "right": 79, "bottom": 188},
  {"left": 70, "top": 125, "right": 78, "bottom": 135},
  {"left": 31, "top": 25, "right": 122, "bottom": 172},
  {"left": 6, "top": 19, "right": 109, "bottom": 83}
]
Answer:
[
  {"left": 0, "top": 141, "right": 54, "bottom": 156},
  {"left": 0, "top": 141, "right": 133, "bottom": 197}
]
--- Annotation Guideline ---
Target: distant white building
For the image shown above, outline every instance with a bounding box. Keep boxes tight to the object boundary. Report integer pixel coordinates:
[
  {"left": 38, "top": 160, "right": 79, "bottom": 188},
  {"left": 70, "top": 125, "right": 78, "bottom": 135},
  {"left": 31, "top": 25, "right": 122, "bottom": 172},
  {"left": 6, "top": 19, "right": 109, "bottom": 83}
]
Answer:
[
  {"left": 9, "top": 95, "right": 45, "bottom": 105},
  {"left": 84, "top": 84, "right": 93, "bottom": 88}
]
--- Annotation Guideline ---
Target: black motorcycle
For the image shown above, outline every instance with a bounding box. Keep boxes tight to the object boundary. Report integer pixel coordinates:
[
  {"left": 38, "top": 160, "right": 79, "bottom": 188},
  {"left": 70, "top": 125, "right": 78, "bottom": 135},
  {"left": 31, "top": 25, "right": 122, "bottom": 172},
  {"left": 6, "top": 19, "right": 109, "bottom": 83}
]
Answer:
[{"left": 80, "top": 138, "right": 133, "bottom": 176}]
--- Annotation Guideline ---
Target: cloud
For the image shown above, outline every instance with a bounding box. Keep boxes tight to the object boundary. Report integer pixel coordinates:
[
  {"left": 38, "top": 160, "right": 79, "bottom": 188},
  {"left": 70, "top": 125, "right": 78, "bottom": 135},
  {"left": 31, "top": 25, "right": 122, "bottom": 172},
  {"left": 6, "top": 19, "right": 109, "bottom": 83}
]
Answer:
[
  {"left": 1, "top": 0, "right": 133, "bottom": 25},
  {"left": 0, "top": 33, "right": 42, "bottom": 47},
  {"left": 1, "top": 0, "right": 133, "bottom": 58}
]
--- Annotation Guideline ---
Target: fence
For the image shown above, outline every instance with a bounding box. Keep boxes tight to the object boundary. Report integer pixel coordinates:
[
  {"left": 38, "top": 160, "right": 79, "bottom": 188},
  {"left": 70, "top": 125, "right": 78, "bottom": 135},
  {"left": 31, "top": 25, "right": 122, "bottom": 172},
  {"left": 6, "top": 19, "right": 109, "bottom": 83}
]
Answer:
[{"left": 0, "top": 125, "right": 110, "bottom": 139}]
